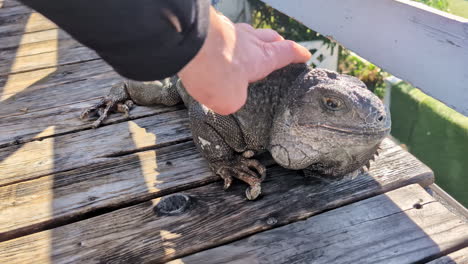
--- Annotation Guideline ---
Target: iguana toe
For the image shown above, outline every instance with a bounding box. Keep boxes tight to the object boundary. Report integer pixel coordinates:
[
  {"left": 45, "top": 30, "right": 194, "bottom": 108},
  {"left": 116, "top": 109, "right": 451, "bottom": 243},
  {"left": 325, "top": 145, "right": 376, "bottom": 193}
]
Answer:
[
  {"left": 80, "top": 82, "right": 133, "bottom": 128},
  {"left": 246, "top": 183, "right": 261, "bottom": 200},
  {"left": 213, "top": 157, "right": 267, "bottom": 200}
]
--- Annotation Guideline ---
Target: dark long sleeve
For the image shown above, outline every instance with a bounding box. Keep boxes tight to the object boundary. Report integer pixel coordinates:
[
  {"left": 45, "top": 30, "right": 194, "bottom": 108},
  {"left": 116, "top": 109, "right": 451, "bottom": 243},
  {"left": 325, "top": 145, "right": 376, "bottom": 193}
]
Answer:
[{"left": 20, "top": 0, "right": 210, "bottom": 81}]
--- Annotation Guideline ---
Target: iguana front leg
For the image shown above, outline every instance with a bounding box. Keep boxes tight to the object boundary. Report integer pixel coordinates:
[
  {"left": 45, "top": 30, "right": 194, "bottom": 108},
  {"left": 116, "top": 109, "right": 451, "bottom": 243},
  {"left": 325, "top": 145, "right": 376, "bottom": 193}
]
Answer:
[
  {"left": 189, "top": 104, "right": 266, "bottom": 200},
  {"left": 80, "top": 82, "right": 134, "bottom": 128},
  {"left": 80, "top": 77, "right": 181, "bottom": 128}
]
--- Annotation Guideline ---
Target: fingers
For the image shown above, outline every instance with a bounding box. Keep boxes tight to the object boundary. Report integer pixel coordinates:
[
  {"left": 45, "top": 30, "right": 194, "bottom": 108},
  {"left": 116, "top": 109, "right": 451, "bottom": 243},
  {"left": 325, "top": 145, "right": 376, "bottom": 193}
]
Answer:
[
  {"left": 261, "top": 40, "right": 311, "bottom": 74},
  {"left": 179, "top": 77, "right": 248, "bottom": 116},
  {"left": 236, "top": 24, "right": 284, "bottom": 42},
  {"left": 254, "top": 28, "right": 284, "bottom": 42}
]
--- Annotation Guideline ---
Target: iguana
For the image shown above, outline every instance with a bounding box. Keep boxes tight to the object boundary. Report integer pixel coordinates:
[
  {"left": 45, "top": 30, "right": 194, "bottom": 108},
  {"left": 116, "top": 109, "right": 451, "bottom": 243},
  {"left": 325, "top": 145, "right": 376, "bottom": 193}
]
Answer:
[{"left": 81, "top": 64, "right": 391, "bottom": 200}]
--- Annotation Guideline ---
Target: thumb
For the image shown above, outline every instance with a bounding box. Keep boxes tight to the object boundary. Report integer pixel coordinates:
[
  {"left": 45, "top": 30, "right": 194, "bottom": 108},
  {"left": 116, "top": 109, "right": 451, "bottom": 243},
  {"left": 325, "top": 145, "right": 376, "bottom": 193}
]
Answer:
[{"left": 262, "top": 40, "right": 311, "bottom": 73}]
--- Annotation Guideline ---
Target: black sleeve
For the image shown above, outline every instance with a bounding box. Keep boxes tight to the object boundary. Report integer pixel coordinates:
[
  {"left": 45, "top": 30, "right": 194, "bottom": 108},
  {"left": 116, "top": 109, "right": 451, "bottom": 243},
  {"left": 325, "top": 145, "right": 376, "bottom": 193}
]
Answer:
[{"left": 20, "top": 0, "right": 210, "bottom": 81}]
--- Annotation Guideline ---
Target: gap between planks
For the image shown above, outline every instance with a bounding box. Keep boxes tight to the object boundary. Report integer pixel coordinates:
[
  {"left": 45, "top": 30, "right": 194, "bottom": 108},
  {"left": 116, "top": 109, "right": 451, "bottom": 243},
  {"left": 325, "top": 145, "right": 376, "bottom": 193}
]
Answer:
[
  {"left": 426, "top": 247, "right": 468, "bottom": 264},
  {"left": 0, "top": 11, "right": 58, "bottom": 38},
  {"left": 171, "top": 184, "right": 468, "bottom": 264},
  {"left": 0, "top": 138, "right": 433, "bottom": 252},
  {"left": 0, "top": 59, "right": 117, "bottom": 117},
  {"left": 0, "top": 108, "right": 192, "bottom": 186},
  {"left": 0, "top": 58, "right": 186, "bottom": 148}
]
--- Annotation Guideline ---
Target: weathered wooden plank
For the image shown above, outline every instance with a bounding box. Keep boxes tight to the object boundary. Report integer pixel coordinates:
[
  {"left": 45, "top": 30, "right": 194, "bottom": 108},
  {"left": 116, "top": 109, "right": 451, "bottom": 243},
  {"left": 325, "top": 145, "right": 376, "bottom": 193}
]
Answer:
[
  {"left": 0, "top": 0, "right": 22, "bottom": 8},
  {"left": 263, "top": 0, "right": 468, "bottom": 115},
  {"left": 0, "top": 101, "right": 182, "bottom": 148},
  {"left": 0, "top": 60, "right": 123, "bottom": 147},
  {"left": 0, "top": 29, "right": 70, "bottom": 51},
  {"left": 0, "top": 59, "right": 184, "bottom": 148},
  {"left": 0, "top": 29, "right": 83, "bottom": 76},
  {"left": 0, "top": 140, "right": 433, "bottom": 263},
  {"left": 427, "top": 247, "right": 468, "bottom": 264},
  {"left": 0, "top": 109, "right": 191, "bottom": 186},
  {"left": 428, "top": 184, "right": 468, "bottom": 220},
  {"left": 0, "top": 12, "right": 56, "bottom": 38},
  {"left": 0, "top": 4, "right": 31, "bottom": 18},
  {"left": 0, "top": 142, "right": 217, "bottom": 241},
  {"left": 172, "top": 184, "right": 468, "bottom": 264},
  {"left": 1, "top": 36, "right": 79, "bottom": 61},
  {"left": 0, "top": 133, "right": 428, "bottom": 240},
  {"left": 0, "top": 45, "right": 99, "bottom": 76},
  {"left": 0, "top": 59, "right": 115, "bottom": 117}
]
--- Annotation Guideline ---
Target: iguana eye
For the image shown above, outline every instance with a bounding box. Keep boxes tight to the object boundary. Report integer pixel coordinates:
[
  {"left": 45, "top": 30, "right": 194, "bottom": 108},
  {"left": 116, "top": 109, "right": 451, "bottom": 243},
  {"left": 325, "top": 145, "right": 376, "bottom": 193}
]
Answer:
[{"left": 322, "top": 96, "right": 344, "bottom": 111}]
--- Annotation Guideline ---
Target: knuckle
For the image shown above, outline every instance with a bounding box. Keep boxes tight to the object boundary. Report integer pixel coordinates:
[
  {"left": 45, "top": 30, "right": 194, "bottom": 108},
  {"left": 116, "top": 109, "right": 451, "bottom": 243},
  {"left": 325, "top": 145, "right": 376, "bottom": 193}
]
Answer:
[
  {"left": 261, "top": 42, "right": 275, "bottom": 58},
  {"left": 236, "top": 23, "right": 254, "bottom": 31},
  {"left": 284, "top": 40, "right": 296, "bottom": 50}
]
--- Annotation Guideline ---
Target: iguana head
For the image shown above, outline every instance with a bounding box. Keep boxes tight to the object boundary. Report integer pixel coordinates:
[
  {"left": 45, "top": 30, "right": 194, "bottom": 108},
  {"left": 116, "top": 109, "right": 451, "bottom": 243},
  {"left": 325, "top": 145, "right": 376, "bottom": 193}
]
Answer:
[{"left": 269, "top": 68, "right": 391, "bottom": 178}]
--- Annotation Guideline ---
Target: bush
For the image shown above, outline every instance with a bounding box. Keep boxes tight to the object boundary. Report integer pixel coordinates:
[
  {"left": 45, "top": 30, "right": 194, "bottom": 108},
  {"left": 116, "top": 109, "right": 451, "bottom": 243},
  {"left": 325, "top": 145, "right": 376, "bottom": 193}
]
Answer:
[
  {"left": 338, "top": 49, "right": 388, "bottom": 98},
  {"left": 413, "top": 0, "right": 450, "bottom": 11},
  {"left": 248, "top": 0, "right": 329, "bottom": 43}
]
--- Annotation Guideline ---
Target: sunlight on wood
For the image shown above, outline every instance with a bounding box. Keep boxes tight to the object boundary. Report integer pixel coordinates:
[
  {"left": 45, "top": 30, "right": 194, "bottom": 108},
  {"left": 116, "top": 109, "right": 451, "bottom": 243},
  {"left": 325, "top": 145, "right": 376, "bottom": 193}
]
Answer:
[
  {"left": 0, "top": 175, "right": 56, "bottom": 236},
  {"left": 167, "top": 260, "right": 185, "bottom": 264},
  {"left": 160, "top": 230, "right": 182, "bottom": 257},
  {"left": 2, "top": 231, "right": 53, "bottom": 263},
  {"left": 0, "top": 126, "right": 55, "bottom": 183},
  {"left": 0, "top": 127, "right": 54, "bottom": 264},
  {"left": 1, "top": 68, "right": 56, "bottom": 101},
  {"left": 128, "top": 121, "right": 162, "bottom": 201},
  {"left": 16, "top": 29, "right": 59, "bottom": 46},
  {"left": 1, "top": 24, "right": 57, "bottom": 101},
  {"left": 24, "top": 13, "right": 57, "bottom": 32}
]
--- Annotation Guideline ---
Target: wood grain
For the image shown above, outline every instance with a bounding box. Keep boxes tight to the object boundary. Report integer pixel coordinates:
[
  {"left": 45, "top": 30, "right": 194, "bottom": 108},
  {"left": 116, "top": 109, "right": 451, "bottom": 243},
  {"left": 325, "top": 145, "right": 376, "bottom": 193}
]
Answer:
[
  {"left": 0, "top": 59, "right": 115, "bottom": 117},
  {"left": 1, "top": 35, "right": 78, "bottom": 62},
  {"left": 0, "top": 59, "right": 183, "bottom": 148},
  {"left": 0, "top": 12, "right": 57, "bottom": 38},
  {"left": 0, "top": 45, "right": 99, "bottom": 76},
  {"left": 0, "top": 4, "right": 31, "bottom": 18},
  {"left": 0, "top": 142, "right": 216, "bottom": 241},
  {"left": 427, "top": 247, "right": 468, "bottom": 264},
  {"left": 0, "top": 0, "right": 22, "bottom": 8},
  {"left": 0, "top": 109, "right": 191, "bottom": 186},
  {"left": 172, "top": 184, "right": 468, "bottom": 264},
  {"left": 0, "top": 101, "right": 183, "bottom": 148},
  {"left": 0, "top": 140, "right": 434, "bottom": 263},
  {"left": 0, "top": 29, "right": 70, "bottom": 51}
]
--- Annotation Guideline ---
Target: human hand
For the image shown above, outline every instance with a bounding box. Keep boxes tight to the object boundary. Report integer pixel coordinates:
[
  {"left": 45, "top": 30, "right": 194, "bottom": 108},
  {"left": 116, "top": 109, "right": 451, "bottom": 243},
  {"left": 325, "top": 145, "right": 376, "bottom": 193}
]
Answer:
[{"left": 178, "top": 7, "right": 311, "bottom": 115}]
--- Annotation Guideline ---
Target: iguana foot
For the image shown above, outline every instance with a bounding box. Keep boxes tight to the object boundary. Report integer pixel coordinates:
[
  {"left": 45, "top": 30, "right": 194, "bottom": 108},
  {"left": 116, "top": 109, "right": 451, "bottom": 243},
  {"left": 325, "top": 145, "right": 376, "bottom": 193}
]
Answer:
[
  {"left": 80, "top": 82, "right": 134, "bottom": 128},
  {"left": 213, "top": 157, "right": 267, "bottom": 200}
]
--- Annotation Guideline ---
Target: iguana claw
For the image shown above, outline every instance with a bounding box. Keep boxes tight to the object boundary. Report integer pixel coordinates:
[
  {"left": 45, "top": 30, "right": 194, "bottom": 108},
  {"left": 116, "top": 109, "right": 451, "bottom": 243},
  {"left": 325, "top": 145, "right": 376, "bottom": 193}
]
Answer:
[
  {"left": 80, "top": 98, "right": 134, "bottom": 128},
  {"left": 80, "top": 82, "right": 134, "bottom": 128},
  {"left": 214, "top": 157, "right": 266, "bottom": 200}
]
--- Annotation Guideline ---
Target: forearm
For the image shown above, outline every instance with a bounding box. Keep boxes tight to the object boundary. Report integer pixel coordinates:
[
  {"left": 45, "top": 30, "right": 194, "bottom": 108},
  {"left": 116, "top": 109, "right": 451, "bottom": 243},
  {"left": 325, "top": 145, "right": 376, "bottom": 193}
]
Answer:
[{"left": 20, "top": 0, "right": 210, "bottom": 81}]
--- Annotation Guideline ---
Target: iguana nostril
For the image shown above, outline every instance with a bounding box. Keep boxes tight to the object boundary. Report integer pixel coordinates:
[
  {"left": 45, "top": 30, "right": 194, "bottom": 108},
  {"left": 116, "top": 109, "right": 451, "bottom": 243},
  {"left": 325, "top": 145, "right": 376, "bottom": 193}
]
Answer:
[{"left": 377, "top": 115, "right": 384, "bottom": 122}]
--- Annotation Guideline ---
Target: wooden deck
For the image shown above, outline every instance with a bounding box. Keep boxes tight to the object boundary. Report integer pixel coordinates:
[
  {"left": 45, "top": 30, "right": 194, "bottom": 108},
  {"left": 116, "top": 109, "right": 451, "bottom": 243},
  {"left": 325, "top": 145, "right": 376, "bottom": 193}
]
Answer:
[{"left": 1, "top": 1, "right": 467, "bottom": 263}]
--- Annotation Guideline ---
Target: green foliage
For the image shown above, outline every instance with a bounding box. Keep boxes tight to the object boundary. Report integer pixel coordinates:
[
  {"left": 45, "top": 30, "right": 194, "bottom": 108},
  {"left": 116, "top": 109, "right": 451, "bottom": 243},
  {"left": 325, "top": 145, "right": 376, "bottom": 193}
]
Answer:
[
  {"left": 412, "top": 0, "right": 450, "bottom": 11},
  {"left": 338, "top": 49, "right": 388, "bottom": 98},
  {"left": 248, "top": 0, "right": 330, "bottom": 43}
]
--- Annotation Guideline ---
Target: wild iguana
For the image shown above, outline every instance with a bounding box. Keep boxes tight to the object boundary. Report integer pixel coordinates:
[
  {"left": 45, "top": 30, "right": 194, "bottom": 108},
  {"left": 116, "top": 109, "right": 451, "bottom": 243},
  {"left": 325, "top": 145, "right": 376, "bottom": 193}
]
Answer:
[{"left": 81, "top": 64, "right": 391, "bottom": 200}]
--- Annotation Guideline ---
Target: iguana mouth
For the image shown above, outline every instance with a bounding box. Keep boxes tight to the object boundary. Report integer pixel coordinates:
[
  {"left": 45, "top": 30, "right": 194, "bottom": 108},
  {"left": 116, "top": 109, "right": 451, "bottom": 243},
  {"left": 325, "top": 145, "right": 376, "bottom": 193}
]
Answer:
[{"left": 304, "top": 124, "right": 390, "bottom": 136}]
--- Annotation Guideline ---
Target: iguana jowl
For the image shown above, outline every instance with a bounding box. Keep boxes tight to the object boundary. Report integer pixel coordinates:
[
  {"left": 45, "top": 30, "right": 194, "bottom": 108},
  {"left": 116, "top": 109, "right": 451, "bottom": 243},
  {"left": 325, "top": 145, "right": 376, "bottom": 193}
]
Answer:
[{"left": 81, "top": 64, "right": 391, "bottom": 200}]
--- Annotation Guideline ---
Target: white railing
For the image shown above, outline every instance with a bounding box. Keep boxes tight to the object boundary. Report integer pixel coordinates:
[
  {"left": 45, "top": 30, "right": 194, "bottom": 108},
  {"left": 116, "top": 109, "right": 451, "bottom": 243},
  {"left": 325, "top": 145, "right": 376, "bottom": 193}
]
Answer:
[{"left": 262, "top": 0, "right": 468, "bottom": 116}]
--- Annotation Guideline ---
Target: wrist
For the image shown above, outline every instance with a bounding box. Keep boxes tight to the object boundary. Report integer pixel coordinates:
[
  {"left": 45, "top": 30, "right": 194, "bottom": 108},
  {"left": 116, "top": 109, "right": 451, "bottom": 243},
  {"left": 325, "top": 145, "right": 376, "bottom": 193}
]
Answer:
[{"left": 178, "top": 7, "right": 246, "bottom": 114}]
